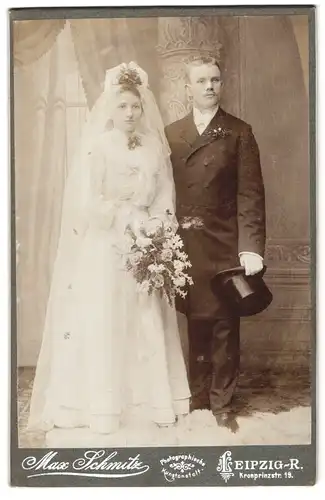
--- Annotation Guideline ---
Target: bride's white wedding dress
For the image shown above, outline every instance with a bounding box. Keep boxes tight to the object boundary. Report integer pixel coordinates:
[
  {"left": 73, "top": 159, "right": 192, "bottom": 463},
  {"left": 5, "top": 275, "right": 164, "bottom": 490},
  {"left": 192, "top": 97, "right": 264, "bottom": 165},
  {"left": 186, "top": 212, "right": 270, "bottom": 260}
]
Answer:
[{"left": 28, "top": 128, "right": 190, "bottom": 434}]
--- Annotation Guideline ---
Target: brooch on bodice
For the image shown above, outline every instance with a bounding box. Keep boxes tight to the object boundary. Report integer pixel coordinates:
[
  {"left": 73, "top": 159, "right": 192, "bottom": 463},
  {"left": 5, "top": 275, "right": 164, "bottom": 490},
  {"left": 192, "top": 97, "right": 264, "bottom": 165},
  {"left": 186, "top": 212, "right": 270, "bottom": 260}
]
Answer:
[
  {"left": 128, "top": 135, "right": 142, "bottom": 150},
  {"left": 204, "top": 126, "right": 231, "bottom": 140}
]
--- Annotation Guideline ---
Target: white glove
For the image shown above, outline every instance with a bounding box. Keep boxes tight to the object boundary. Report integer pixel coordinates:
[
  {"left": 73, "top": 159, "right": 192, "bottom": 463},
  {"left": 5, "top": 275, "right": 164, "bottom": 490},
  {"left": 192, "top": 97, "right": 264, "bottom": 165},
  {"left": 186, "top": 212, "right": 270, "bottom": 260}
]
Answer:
[{"left": 239, "top": 252, "right": 264, "bottom": 276}]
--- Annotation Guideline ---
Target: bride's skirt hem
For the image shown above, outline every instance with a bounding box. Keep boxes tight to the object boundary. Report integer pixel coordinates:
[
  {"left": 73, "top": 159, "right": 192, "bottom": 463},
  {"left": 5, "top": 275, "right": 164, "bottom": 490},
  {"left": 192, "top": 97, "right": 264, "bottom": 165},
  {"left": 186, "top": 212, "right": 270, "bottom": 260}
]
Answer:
[
  {"left": 28, "top": 397, "right": 191, "bottom": 434},
  {"left": 173, "top": 398, "right": 190, "bottom": 416}
]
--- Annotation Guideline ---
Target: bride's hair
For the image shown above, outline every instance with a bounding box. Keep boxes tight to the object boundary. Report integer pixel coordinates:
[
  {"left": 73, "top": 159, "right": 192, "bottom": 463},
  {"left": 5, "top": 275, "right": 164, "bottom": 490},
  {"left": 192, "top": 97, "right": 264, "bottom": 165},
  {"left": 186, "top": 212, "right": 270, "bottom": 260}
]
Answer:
[
  {"left": 118, "top": 83, "right": 141, "bottom": 101},
  {"left": 115, "top": 66, "right": 143, "bottom": 101}
]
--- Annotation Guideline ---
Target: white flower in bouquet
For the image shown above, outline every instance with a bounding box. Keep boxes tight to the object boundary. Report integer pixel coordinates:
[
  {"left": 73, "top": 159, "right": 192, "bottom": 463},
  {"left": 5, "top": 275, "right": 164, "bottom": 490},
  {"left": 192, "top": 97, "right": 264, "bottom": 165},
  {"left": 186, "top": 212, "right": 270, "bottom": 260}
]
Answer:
[
  {"left": 161, "top": 248, "right": 173, "bottom": 262},
  {"left": 128, "top": 251, "right": 143, "bottom": 266},
  {"left": 174, "top": 259, "right": 185, "bottom": 272},
  {"left": 152, "top": 274, "right": 164, "bottom": 288},
  {"left": 137, "top": 280, "right": 150, "bottom": 293},
  {"left": 163, "top": 237, "right": 183, "bottom": 251},
  {"left": 175, "top": 250, "right": 189, "bottom": 263},
  {"left": 148, "top": 263, "right": 165, "bottom": 273},
  {"left": 174, "top": 275, "right": 186, "bottom": 287},
  {"left": 187, "top": 276, "right": 194, "bottom": 286},
  {"left": 170, "top": 234, "right": 184, "bottom": 250},
  {"left": 136, "top": 236, "right": 152, "bottom": 248},
  {"left": 162, "top": 240, "right": 171, "bottom": 250}
]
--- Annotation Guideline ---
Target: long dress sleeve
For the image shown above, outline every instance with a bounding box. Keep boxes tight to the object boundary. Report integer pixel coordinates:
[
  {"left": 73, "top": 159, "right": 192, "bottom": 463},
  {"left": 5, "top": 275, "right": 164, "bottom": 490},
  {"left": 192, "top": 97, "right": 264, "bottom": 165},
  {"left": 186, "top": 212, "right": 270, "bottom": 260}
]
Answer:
[
  {"left": 148, "top": 150, "right": 178, "bottom": 229},
  {"left": 86, "top": 145, "right": 120, "bottom": 231}
]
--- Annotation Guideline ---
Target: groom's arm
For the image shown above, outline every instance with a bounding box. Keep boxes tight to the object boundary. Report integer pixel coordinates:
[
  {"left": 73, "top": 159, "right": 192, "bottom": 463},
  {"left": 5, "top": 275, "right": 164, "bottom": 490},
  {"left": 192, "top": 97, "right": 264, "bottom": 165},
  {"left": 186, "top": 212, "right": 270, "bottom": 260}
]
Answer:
[{"left": 237, "top": 124, "right": 266, "bottom": 258}]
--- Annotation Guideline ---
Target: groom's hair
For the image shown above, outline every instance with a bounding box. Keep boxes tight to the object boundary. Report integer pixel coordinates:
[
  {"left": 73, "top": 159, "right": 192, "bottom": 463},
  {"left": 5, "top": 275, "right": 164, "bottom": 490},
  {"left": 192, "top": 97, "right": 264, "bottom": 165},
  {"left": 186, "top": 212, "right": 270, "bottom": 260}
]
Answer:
[{"left": 183, "top": 55, "right": 222, "bottom": 82}]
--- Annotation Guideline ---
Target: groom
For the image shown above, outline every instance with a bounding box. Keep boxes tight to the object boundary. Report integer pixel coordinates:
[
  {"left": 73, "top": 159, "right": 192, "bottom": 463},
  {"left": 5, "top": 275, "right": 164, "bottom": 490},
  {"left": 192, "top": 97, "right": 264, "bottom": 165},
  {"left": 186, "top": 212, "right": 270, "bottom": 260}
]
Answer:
[{"left": 165, "top": 55, "right": 266, "bottom": 429}]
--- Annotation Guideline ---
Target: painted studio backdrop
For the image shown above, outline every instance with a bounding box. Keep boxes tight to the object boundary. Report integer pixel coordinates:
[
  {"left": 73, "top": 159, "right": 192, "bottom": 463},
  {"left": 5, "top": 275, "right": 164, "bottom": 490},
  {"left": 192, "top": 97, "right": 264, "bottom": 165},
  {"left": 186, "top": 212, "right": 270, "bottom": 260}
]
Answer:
[{"left": 13, "top": 16, "right": 310, "bottom": 380}]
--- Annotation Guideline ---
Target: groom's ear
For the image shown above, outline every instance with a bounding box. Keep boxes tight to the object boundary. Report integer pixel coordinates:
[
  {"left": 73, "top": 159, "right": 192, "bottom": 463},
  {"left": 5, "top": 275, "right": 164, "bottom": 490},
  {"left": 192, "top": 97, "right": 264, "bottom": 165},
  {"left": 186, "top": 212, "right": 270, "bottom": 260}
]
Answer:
[{"left": 185, "top": 83, "right": 192, "bottom": 102}]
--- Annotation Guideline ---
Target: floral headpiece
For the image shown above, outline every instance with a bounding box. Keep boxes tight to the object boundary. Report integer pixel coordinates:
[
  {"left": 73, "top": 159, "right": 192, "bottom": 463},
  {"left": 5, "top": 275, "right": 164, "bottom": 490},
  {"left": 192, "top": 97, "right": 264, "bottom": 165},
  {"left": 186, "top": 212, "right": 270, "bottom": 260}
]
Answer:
[
  {"left": 104, "top": 62, "right": 148, "bottom": 93},
  {"left": 117, "top": 66, "right": 142, "bottom": 86}
]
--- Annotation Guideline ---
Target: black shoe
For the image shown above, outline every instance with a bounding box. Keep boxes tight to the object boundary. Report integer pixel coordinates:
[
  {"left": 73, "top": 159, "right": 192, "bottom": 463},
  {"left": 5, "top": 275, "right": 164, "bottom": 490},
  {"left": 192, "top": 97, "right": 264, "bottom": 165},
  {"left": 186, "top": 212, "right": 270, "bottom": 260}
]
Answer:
[{"left": 214, "top": 411, "right": 239, "bottom": 433}]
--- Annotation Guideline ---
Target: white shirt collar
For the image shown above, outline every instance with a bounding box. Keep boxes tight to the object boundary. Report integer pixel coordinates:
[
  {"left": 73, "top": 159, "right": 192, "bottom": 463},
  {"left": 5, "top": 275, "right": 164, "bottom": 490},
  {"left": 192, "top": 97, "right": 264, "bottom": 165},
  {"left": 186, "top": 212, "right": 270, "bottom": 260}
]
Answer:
[{"left": 193, "top": 105, "right": 219, "bottom": 131}]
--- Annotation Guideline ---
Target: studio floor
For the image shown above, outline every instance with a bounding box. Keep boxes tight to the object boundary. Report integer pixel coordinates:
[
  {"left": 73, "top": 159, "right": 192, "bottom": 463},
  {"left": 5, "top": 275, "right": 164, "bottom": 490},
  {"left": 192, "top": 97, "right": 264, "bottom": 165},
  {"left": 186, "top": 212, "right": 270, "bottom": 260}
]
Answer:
[{"left": 17, "top": 367, "right": 312, "bottom": 448}]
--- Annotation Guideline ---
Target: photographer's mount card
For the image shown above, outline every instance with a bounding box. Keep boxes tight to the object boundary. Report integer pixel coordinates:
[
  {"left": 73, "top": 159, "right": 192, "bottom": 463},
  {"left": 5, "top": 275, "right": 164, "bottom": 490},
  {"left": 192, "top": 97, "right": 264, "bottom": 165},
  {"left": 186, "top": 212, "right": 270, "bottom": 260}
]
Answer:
[{"left": 10, "top": 6, "right": 316, "bottom": 487}]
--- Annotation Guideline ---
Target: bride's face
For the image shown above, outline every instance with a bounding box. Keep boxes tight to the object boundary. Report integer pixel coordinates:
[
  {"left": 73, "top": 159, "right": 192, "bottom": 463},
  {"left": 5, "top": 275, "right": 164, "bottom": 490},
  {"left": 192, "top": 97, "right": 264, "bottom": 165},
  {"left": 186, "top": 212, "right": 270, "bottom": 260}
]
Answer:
[{"left": 112, "top": 90, "right": 143, "bottom": 134}]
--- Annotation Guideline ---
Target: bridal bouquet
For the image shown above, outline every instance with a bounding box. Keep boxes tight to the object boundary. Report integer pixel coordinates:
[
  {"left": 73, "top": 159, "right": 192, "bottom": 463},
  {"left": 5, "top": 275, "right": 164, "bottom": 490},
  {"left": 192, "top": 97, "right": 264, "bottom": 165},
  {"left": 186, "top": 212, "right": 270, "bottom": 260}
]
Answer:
[{"left": 125, "top": 210, "right": 193, "bottom": 305}]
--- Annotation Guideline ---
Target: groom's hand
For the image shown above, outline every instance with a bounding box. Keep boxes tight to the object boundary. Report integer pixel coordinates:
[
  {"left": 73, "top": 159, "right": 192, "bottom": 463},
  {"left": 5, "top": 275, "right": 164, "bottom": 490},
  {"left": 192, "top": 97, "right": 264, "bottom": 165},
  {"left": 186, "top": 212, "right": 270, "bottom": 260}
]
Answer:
[{"left": 239, "top": 253, "right": 264, "bottom": 276}]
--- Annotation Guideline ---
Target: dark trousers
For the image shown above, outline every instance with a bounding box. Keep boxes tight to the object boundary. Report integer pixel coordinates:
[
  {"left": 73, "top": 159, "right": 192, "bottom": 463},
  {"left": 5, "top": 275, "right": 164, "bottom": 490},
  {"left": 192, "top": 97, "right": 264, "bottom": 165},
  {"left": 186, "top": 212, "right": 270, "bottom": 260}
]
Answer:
[{"left": 188, "top": 317, "right": 240, "bottom": 414}]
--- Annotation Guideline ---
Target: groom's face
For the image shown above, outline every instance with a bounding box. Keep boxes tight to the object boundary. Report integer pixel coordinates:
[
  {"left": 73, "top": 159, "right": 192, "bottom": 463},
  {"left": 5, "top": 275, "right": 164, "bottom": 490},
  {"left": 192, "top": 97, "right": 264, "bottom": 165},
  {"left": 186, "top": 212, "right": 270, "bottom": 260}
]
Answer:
[{"left": 186, "top": 63, "right": 222, "bottom": 110}]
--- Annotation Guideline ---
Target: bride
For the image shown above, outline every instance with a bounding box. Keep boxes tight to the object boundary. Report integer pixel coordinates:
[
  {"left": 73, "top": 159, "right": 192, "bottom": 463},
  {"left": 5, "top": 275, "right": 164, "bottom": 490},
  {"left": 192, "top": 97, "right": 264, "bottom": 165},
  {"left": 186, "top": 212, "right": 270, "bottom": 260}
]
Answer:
[{"left": 28, "top": 62, "right": 191, "bottom": 435}]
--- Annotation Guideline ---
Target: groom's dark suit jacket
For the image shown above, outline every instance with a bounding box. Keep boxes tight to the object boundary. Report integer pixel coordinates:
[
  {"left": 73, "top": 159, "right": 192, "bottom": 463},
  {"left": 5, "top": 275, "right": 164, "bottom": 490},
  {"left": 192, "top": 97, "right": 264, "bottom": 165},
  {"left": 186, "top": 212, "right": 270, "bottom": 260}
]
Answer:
[{"left": 165, "top": 107, "right": 266, "bottom": 319}]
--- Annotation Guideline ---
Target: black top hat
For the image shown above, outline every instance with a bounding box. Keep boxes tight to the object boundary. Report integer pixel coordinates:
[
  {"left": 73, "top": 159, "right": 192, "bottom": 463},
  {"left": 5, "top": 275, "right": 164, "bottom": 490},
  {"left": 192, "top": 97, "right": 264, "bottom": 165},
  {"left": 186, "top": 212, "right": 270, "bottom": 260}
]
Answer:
[{"left": 211, "top": 265, "right": 273, "bottom": 317}]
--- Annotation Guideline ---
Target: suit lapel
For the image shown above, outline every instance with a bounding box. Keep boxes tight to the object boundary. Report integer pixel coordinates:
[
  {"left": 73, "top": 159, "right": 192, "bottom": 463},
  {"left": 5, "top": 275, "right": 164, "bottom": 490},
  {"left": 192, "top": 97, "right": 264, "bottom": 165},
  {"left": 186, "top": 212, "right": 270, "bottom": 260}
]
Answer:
[
  {"left": 183, "top": 107, "right": 228, "bottom": 162},
  {"left": 179, "top": 113, "right": 200, "bottom": 148}
]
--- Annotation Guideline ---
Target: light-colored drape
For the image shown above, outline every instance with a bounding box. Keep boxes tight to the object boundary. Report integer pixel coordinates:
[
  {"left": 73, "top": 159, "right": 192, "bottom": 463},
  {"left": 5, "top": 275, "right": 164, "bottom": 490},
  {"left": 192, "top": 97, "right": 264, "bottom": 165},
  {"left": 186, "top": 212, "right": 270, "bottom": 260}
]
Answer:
[
  {"left": 69, "top": 20, "right": 107, "bottom": 108},
  {"left": 13, "top": 19, "right": 66, "bottom": 67},
  {"left": 15, "top": 25, "right": 78, "bottom": 366},
  {"left": 69, "top": 18, "right": 138, "bottom": 107}
]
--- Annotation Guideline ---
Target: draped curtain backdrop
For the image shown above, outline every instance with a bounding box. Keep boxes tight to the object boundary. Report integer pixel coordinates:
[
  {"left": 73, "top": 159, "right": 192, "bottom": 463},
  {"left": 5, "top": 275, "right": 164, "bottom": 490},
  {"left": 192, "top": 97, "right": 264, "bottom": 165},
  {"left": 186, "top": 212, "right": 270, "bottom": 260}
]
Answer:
[
  {"left": 14, "top": 22, "right": 69, "bottom": 366},
  {"left": 13, "top": 16, "right": 310, "bottom": 368}
]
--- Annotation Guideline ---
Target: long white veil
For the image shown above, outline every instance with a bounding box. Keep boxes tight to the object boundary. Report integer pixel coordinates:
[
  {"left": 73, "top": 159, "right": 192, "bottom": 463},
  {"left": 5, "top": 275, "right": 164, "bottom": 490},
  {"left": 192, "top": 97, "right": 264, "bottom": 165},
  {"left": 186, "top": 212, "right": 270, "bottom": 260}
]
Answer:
[{"left": 28, "top": 62, "right": 176, "bottom": 430}]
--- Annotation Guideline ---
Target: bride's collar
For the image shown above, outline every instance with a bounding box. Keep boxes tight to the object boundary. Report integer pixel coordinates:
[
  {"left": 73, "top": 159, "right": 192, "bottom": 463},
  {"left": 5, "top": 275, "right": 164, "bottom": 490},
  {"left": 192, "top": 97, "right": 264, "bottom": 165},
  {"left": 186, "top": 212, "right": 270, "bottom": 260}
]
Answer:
[{"left": 111, "top": 127, "right": 143, "bottom": 150}]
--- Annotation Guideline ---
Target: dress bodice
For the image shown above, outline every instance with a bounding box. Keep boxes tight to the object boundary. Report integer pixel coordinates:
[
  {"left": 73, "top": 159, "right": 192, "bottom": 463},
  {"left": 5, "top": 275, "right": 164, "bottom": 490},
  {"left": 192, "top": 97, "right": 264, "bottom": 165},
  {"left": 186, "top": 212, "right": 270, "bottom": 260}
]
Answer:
[{"left": 93, "top": 128, "right": 161, "bottom": 209}]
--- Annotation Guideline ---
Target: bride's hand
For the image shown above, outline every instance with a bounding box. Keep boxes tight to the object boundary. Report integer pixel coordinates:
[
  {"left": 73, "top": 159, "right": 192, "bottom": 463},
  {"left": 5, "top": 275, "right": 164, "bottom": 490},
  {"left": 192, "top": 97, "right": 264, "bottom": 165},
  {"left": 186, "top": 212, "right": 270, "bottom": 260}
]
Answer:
[
  {"left": 144, "top": 217, "right": 164, "bottom": 235},
  {"left": 130, "top": 214, "right": 150, "bottom": 237}
]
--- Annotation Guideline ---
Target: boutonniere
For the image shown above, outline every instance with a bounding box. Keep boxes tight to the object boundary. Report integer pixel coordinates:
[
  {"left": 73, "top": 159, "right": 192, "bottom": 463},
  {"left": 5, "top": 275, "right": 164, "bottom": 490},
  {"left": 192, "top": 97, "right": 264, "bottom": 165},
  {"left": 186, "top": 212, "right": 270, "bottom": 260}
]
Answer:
[
  {"left": 205, "top": 126, "right": 231, "bottom": 140},
  {"left": 128, "top": 134, "right": 142, "bottom": 150},
  {"left": 180, "top": 216, "right": 204, "bottom": 230}
]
